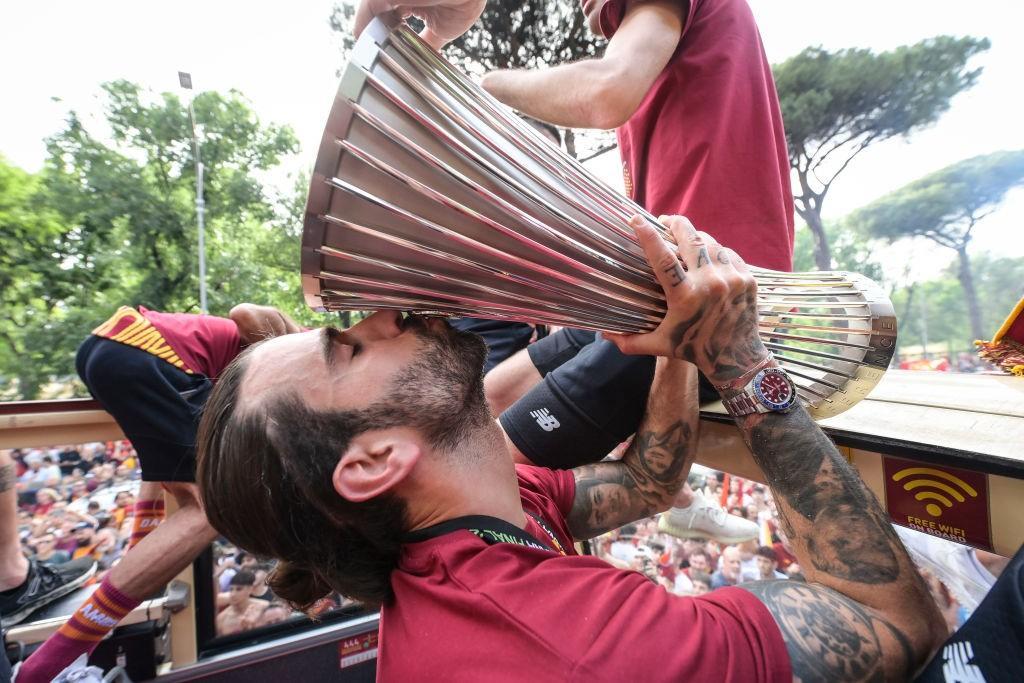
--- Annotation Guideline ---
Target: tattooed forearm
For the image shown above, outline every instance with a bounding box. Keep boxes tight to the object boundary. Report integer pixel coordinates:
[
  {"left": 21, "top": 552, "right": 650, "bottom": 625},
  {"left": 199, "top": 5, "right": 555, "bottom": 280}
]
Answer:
[
  {"left": 738, "top": 405, "right": 900, "bottom": 584},
  {"left": 568, "top": 463, "right": 646, "bottom": 540},
  {"left": 732, "top": 402, "right": 942, "bottom": 676},
  {"left": 567, "top": 361, "right": 698, "bottom": 540},
  {"left": 0, "top": 464, "right": 15, "bottom": 493},
  {"left": 567, "top": 420, "right": 695, "bottom": 540}
]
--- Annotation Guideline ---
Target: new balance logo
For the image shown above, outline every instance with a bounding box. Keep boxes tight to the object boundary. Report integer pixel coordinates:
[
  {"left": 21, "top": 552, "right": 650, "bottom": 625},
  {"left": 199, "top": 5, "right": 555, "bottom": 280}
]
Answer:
[
  {"left": 530, "top": 408, "right": 560, "bottom": 432},
  {"left": 942, "top": 641, "right": 985, "bottom": 683}
]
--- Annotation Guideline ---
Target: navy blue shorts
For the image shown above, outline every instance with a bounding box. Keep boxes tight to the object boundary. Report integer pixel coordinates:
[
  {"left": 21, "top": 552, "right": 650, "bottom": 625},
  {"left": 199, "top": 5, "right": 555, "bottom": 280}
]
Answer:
[
  {"left": 448, "top": 318, "right": 537, "bottom": 374},
  {"left": 76, "top": 335, "right": 211, "bottom": 482},
  {"left": 501, "top": 328, "right": 718, "bottom": 469}
]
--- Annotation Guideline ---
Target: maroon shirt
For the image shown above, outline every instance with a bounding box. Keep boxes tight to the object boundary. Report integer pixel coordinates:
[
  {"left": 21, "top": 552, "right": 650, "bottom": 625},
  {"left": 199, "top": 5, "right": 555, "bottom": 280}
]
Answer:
[
  {"left": 138, "top": 307, "right": 241, "bottom": 379},
  {"left": 600, "top": 0, "right": 794, "bottom": 271},
  {"left": 380, "top": 465, "right": 790, "bottom": 681}
]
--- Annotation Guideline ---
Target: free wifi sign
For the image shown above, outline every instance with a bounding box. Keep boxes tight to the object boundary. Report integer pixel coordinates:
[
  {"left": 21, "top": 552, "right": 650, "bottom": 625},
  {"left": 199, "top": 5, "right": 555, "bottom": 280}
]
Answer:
[{"left": 883, "top": 456, "right": 991, "bottom": 551}]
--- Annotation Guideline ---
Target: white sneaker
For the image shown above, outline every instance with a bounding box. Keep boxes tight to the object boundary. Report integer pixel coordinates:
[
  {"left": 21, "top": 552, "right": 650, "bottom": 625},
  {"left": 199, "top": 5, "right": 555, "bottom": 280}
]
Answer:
[{"left": 658, "top": 491, "right": 759, "bottom": 544}]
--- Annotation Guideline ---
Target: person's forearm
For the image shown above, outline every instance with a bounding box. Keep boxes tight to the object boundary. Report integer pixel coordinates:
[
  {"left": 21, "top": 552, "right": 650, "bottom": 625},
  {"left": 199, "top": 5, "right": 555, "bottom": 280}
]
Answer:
[
  {"left": 567, "top": 358, "right": 698, "bottom": 540},
  {"left": 230, "top": 304, "right": 302, "bottom": 345},
  {"left": 731, "top": 399, "right": 941, "bottom": 638},
  {"left": 482, "top": 61, "right": 630, "bottom": 130},
  {"left": 619, "top": 358, "right": 698, "bottom": 508}
]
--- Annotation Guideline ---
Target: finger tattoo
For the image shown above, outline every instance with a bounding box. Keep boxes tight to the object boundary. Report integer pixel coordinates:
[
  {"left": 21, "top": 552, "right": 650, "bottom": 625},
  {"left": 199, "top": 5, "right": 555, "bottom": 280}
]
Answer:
[
  {"left": 716, "top": 249, "right": 731, "bottom": 265},
  {"left": 696, "top": 247, "right": 710, "bottom": 269},
  {"left": 663, "top": 262, "right": 687, "bottom": 287}
]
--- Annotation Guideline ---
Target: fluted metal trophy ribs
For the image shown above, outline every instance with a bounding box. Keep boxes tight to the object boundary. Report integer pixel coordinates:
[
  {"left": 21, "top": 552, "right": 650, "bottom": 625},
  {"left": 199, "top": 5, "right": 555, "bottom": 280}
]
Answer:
[{"left": 301, "top": 18, "right": 898, "bottom": 419}]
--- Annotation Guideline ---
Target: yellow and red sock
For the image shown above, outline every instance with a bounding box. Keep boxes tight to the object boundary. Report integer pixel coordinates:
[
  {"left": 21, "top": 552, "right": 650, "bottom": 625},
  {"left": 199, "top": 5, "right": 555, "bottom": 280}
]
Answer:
[
  {"left": 18, "top": 579, "right": 139, "bottom": 682},
  {"left": 128, "top": 498, "right": 165, "bottom": 549}
]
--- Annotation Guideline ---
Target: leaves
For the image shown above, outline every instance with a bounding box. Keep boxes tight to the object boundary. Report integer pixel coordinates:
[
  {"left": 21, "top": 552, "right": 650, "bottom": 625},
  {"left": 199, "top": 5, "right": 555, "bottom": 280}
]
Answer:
[
  {"left": 851, "top": 150, "right": 1024, "bottom": 248},
  {"left": 0, "top": 83, "right": 317, "bottom": 399},
  {"left": 774, "top": 36, "right": 990, "bottom": 269}
]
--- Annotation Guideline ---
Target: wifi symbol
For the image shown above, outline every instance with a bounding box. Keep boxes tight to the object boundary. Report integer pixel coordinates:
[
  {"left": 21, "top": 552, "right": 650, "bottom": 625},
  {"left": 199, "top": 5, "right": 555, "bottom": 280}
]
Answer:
[{"left": 892, "top": 468, "right": 978, "bottom": 517}]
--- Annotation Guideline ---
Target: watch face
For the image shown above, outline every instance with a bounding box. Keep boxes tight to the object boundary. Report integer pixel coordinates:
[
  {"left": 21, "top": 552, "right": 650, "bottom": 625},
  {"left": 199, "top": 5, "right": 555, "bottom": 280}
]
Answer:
[{"left": 753, "top": 368, "right": 796, "bottom": 412}]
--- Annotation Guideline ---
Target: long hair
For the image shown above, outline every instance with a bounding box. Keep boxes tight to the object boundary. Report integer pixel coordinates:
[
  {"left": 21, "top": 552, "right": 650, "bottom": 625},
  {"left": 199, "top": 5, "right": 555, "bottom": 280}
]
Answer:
[{"left": 196, "top": 328, "right": 489, "bottom": 609}]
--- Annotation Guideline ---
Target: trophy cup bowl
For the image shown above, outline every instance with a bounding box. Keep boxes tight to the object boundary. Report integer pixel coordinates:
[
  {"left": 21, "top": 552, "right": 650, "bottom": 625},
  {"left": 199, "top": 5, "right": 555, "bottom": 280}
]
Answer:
[{"left": 301, "top": 18, "right": 897, "bottom": 419}]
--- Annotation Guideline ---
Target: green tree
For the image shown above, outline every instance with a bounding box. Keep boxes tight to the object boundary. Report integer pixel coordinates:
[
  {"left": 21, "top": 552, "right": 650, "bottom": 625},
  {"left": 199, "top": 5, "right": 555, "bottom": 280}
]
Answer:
[
  {"left": 851, "top": 150, "right": 1024, "bottom": 341},
  {"left": 329, "top": 0, "right": 610, "bottom": 159},
  {"left": 791, "top": 221, "right": 883, "bottom": 282},
  {"left": 0, "top": 82, "right": 310, "bottom": 399},
  {"left": 774, "top": 36, "right": 989, "bottom": 269},
  {"left": 0, "top": 156, "right": 68, "bottom": 398},
  {"left": 891, "top": 254, "right": 1024, "bottom": 356}
]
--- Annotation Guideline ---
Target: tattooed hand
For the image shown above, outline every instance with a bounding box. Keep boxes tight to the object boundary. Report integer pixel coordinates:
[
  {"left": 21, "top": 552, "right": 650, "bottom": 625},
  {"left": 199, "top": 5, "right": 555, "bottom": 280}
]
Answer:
[{"left": 606, "top": 215, "right": 768, "bottom": 386}]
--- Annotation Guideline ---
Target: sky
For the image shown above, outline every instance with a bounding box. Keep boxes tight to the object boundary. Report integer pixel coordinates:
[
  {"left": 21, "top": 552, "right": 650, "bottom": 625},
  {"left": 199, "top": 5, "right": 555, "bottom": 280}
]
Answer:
[{"left": 1, "top": 0, "right": 1022, "bottom": 284}]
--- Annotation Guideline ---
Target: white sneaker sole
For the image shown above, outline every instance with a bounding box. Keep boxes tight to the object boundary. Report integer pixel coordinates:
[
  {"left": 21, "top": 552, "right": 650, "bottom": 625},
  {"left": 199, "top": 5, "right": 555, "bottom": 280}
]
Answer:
[{"left": 658, "top": 515, "right": 758, "bottom": 545}]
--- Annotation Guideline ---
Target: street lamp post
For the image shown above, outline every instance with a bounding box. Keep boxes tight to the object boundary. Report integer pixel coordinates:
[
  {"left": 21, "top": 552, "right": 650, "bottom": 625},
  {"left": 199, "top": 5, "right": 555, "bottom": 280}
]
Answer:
[{"left": 178, "top": 71, "right": 207, "bottom": 314}]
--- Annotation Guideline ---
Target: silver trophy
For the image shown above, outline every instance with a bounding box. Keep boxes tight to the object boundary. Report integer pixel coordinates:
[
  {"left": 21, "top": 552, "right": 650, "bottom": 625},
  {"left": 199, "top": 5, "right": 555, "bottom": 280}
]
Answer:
[{"left": 301, "top": 18, "right": 897, "bottom": 419}]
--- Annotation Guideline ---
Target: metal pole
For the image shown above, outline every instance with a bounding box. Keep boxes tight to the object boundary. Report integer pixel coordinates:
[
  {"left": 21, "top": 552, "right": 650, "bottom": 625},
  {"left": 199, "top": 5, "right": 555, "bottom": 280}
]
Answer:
[{"left": 180, "top": 72, "right": 207, "bottom": 313}]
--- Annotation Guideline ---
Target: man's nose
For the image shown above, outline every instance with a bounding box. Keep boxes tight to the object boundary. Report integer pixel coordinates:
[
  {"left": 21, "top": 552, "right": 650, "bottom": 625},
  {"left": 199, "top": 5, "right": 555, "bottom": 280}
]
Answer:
[{"left": 345, "top": 310, "right": 404, "bottom": 341}]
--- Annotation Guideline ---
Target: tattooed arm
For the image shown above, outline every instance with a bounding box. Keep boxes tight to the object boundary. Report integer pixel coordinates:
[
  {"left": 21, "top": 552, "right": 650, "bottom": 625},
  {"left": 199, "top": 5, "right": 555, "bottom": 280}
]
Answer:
[
  {"left": 608, "top": 215, "right": 946, "bottom": 680},
  {"left": 566, "top": 357, "right": 698, "bottom": 540}
]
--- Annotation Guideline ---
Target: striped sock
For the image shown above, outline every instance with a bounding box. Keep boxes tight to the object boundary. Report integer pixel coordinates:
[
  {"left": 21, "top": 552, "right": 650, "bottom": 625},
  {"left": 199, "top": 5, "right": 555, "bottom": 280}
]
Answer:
[
  {"left": 18, "top": 580, "right": 139, "bottom": 683},
  {"left": 128, "top": 499, "right": 165, "bottom": 549}
]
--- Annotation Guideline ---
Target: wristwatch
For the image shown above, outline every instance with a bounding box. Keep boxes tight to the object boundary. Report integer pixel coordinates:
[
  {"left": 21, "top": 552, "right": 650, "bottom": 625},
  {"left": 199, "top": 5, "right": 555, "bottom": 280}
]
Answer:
[{"left": 721, "top": 366, "right": 797, "bottom": 416}]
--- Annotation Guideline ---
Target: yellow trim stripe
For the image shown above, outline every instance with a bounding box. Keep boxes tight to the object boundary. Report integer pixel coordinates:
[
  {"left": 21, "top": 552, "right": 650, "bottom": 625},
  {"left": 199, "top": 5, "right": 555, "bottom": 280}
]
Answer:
[
  {"left": 92, "top": 307, "right": 195, "bottom": 374},
  {"left": 993, "top": 297, "right": 1024, "bottom": 343}
]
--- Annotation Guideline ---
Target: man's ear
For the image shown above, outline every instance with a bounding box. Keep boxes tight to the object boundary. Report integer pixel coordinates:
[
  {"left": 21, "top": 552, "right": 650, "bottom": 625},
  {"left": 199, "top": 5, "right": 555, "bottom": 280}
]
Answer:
[{"left": 332, "top": 429, "right": 423, "bottom": 503}]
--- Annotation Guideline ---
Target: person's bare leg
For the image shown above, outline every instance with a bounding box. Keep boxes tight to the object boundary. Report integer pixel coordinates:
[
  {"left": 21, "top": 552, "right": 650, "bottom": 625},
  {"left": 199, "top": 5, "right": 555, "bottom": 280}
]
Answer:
[
  {"left": 104, "top": 482, "right": 216, "bottom": 596},
  {"left": 0, "top": 450, "right": 27, "bottom": 591},
  {"left": 483, "top": 348, "right": 542, "bottom": 416},
  {"left": 128, "top": 481, "right": 165, "bottom": 549}
]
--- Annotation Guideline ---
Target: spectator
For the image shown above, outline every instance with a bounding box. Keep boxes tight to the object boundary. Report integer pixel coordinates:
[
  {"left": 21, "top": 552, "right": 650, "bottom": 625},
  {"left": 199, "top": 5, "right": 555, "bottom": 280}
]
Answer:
[
  {"left": 216, "top": 570, "right": 267, "bottom": 637},
  {"left": 710, "top": 545, "right": 743, "bottom": 589},
  {"left": 689, "top": 572, "right": 712, "bottom": 596},
  {"left": 745, "top": 546, "right": 788, "bottom": 582},
  {"left": 257, "top": 602, "right": 292, "bottom": 628},
  {"left": 57, "top": 446, "right": 83, "bottom": 477},
  {"left": 70, "top": 522, "right": 101, "bottom": 561},
  {"left": 32, "top": 489, "right": 60, "bottom": 516},
  {"left": 608, "top": 525, "right": 639, "bottom": 564},
  {"left": 67, "top": 480, "right": 89, "bottom": 502},
  {"left": 217, "top": 550, "right": 258, "bottom": 591},
  {"left": 251, "top": 566, "right": 275, "bottom": 602},
  {"left": 111, "top": 491, "right": 134, "bottom": 528},
  {"left": 30, "top": 533, "right": 71, "bottom": 566}
]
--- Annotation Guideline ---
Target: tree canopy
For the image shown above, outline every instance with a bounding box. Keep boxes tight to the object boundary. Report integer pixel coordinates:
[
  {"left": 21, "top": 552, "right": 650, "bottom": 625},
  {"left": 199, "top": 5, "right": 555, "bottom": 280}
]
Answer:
[
  {"left": 774, "top": 35, "right": 990, "bottom": 269},
  {"left": 850, "top": 150, "right": 1024, "bottom": 340},
  {"left": 0, "top": 82, "right": 319, "bottom": 399}
]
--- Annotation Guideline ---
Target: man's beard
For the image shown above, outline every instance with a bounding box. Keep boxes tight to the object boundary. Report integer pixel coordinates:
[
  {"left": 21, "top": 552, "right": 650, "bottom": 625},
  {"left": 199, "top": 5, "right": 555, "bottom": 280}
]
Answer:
[{"left": 382, "top": 315, "right": 490, "bottom": 452}]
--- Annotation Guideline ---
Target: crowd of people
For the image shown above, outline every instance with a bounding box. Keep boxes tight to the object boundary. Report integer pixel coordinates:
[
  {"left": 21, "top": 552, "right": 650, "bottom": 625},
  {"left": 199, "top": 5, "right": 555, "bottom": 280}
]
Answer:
[
  {"left": 7, "top": 442, "right": 141, "bottom": 584},
  {"left": 211, "top": 546, "right": 301, "bottom": 637},
  {"left": 4, "top": 440, "right": 353, "bottom": 640},
  {"left": 592, "top": 465, "right": 995, "bottom": 636}
]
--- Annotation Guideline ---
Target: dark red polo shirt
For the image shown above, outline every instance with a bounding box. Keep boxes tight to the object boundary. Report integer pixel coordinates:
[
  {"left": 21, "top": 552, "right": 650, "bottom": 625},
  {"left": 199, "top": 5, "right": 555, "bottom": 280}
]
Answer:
[
  {"left": 379, "top": 465, "right": 790, "bottom": 681},
  {"left": 92, "top": 305, "right": 241, "bottom": 378},
  {"left": 139, "top": 307, "right": 241, "bottom": 378},
  {"left": 601, "top": 0, "right": 794, "bottom": 271}
]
